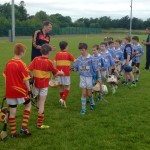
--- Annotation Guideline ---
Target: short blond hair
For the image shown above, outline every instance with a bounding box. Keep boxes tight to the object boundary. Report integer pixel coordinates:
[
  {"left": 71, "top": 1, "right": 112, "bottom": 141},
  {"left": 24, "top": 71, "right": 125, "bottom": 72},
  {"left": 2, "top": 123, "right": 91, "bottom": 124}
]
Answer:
[{"left": 14, "top": 43, "right": 26, "bottom": 55}]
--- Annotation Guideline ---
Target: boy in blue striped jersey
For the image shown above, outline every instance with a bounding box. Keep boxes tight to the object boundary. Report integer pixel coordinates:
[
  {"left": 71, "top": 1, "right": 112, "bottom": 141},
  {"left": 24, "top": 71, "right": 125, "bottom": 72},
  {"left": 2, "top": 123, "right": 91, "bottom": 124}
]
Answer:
[
  {"left": 132, "top": 36, "right": 144, "bottom": 82},
  {"left": 107, "top": 41, "right": 115, "bottom": 56},
  {"left": 113, "top": 39, "right": 124, "bottom": 78},
  {"left": 100, "top": 42, "right": 117, "bottom": 94},
  {"left": 92, "top": 44, "right": 105, "bottom": 101},
  {"left": 73, "top": 43, "right": 95, "bottom": 115}
]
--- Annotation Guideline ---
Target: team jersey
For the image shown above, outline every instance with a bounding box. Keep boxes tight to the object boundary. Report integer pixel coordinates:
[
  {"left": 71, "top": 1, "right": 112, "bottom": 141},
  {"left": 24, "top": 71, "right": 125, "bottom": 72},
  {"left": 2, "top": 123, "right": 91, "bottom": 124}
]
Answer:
[
  {"left": 112, "top": 48, "right": 124, "bottom": 63},
  {"left": 107, "top": 47, "right": 115, "bottom": 56},
  {"left": 132, "top": 43, "right": 144, "bottom": 63},
  {"left": 124, "top": 43, "right": 132, "bottom": 60},
  {"left": 73, "top": 54, "right": 94, "bottom": 77},
  {"left": 3, "top": 58, "right": 30, "bottom": 99},
  {"left": 100, "top": 51, "right": 115, "bottom": 68},
  {"left": 54, "top": 50, "right": 76, "bottom": 76},
  {"left": 31, "top": 29, "right": 50, "bottom": 60},
  {"left": 92, "top": 53, "right": 106, "bottom": 72},
  {"left": 29, "top": 56, "right": 58, "bottom": 88}
]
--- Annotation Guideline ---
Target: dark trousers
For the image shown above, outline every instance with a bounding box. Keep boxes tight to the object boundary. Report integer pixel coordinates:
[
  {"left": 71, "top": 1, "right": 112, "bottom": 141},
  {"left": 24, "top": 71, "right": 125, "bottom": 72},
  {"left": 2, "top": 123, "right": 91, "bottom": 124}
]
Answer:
[{"left": 145, "top": 48, "right": 150, "bottom": 69}]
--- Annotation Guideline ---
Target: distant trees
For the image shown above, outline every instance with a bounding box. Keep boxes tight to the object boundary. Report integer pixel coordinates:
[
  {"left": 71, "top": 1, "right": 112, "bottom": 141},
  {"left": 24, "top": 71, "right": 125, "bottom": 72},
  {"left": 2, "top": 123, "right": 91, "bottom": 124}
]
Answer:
[{"left": 0, "top": 2, "right": 150, "bottom": 36}]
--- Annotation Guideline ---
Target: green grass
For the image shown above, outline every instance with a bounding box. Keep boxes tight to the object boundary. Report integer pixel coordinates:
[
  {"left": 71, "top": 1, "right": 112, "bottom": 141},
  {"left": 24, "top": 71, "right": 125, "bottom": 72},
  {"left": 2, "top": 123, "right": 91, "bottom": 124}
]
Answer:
[{"left": 0, "top": 34, "right": 150, "bottom": 150}]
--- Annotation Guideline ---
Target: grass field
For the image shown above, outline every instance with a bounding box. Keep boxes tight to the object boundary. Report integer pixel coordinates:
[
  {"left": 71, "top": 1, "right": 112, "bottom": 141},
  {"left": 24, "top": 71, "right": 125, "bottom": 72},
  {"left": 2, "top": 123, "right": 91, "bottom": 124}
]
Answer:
[{"left": 0, "top": 34, "right": 150, "bottom": 150}]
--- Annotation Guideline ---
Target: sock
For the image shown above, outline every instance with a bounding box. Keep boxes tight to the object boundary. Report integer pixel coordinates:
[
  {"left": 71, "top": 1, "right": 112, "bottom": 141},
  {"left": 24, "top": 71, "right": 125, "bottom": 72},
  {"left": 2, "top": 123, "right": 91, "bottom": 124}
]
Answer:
[
  {"left": 37, "top": 113, "right": 44, "bottom": 127},
  {"left": 81, "top": 97, "right": 86, "bottom": 110},
  {"left": 136, "top": 75, "right": 139, "bottom": 80},
  {"left": 88, "top": 96, "right": 95, "bottom": 105},
  {"left": 9, "top": 117, "right": 17, "bottom": 135},
  {"left": 60, "top": 91, "right": 64, "bottom": 99},
  {"left": 111, "top": 85, "right": 115, "bottom": 90},
  {"left": 22, "top": 110, "right": 30, "bottom": 129},
  {"left": 62, "top": 90, "right": 69, "bottom": 101}
]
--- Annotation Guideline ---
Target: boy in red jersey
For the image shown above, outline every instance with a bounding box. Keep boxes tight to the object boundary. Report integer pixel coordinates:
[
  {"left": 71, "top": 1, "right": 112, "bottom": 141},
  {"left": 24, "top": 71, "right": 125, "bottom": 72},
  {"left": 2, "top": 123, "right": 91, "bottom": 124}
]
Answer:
[
  {"left": 3, "top": 43, "right": 32, "bottom": 138},
  {"left": 54, "top": 41, "right": 76, "bottom": 108},
  {"left": 29, "top": 44, "right": 64, "bottom": 129}
]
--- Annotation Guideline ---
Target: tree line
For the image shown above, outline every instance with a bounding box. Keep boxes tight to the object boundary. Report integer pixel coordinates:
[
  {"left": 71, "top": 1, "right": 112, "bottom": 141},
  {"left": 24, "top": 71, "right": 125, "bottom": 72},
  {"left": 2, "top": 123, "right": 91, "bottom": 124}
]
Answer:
[{"left": 0, "top": 2, "right": 150, "bottom": 36}]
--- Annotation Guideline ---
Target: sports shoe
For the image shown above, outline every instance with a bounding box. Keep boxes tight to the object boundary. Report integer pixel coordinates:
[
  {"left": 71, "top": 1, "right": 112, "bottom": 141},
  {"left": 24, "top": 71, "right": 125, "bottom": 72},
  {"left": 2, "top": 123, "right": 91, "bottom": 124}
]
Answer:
[
  {"left": 97, "top": 95, "right": 102, "bottom": 102},
  {"left": 59, "top": 99, "right": 67, "bottom": 108},
  {"left": 90, "top": 104, "right": 95, "bottom": 110},
  {"left": 37, "top": 125, "right": 50, "bottom": 129},
  {"left": 131, "top": 83, "right": 136, "bottom": 87},
  {"left": 20, "top": 128, "right": 31, "bottom": 136},
  {"left": 122, "top": 80, "right": 128, "bottom": 85},
  {"left": 11, "top": 133, "right": 19, "bottom": 138},
  {"left": 135, "top": 79, "right": 138, "bottom": 82},
  {"left": 80, "top": 109, "right": 86, "bottom": 115},
  {"left": 112, "top": 89, "right": 116, "bottom": 94}
]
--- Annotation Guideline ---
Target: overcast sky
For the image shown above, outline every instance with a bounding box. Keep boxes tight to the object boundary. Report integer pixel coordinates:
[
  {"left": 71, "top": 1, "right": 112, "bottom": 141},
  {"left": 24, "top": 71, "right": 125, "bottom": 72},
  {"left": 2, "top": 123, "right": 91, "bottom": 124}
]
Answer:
[{"left": 1, "top": 0, "right": 150, "bottom": 21}]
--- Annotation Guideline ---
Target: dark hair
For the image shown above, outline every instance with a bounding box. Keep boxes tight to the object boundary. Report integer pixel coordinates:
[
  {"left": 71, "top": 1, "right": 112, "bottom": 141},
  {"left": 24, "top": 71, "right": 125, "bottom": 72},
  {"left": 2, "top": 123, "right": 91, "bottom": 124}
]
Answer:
[
  {"left": 43, "top": 21, "right": 52, "bottom": 26},
  {"left": 78, "top": 43, "right": 88, "bottom": 50},
  {"left": 115, "top": 39, "right": 122, "bottom": 45},
  {"left": 132, "top": 36, "right": 139, "bottom": 42},
  {"left": 125, "top": 36, "right": 131, "bottom": 42},
  {"left": 59, "top": 41, "right": 68, "bottom": 50},
  {"left": 92, "top": 44, "right": 99, "bottom": 50},
  {"left": 100, "top": 42, "right": 107, "bottom": 47},
  {"left": 108, "top": 41, "right": 114, "bottom": 45},
  {"left": 40, "top": 44, "right": 52, "bottom": 55}
]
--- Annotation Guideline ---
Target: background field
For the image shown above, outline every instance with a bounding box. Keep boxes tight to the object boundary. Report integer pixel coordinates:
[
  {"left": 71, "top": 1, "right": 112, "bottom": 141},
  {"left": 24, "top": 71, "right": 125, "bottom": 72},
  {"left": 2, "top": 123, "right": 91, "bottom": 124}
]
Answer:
[{"left": 0, "top": 33, "right": 150, "bottom": 150}]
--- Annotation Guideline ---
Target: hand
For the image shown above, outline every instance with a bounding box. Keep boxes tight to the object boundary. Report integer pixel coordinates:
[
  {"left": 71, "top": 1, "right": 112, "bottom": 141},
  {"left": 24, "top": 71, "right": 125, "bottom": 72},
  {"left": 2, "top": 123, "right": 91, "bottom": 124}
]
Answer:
[
  {"left": 28, "top": 91, "right": 33, "bottom": 98},
  {"left": 125, "top": 62, "right": 129, "bottom": 66},
  {"left": 59, "top": 70, "right": 64, "bottom": 76}
]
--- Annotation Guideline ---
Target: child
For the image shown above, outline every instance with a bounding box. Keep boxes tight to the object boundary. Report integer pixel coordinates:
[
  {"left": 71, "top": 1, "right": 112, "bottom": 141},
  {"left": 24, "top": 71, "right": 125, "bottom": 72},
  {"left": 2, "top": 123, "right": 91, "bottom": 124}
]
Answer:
[
  {"left": 122, "top": 36, "right": 136, "bottom": 86},
  {"left": 54, "top": 41, "right": 76, "bottom": 108},
  {"left": 73, "top": 43, "right": 95, "bottom": 115},
  {"left": 132, "top": 36, "right": 144, "bottom": 82},
  {"left": 29, "top": 44, "right": 64, "bottom": 129},
  {"left": 100, "top": 42, "right": 117, "bottom": 94},
  {"left": 3, "top": 43, "right": 32, "bottom": 137},
  {"left": 92, "top": 44, "right": 104, "bottom": 101},
  {"left": 107, "top": 41, "right": 115, "bottom": 56},
  {"left": 113, "top": 39, "right": 124, "bottom": 78}
]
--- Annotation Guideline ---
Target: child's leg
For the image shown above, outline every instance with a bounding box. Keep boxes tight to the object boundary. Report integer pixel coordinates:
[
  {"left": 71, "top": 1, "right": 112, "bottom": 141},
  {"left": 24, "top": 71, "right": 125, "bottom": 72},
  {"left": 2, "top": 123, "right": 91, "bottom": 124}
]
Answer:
[
  {"left": 37, "top": 88, "right": 49, "bottom": 128},
  {"left": 62, "top": 85, "right": 70, "bottom": 101},
  {"left": 80, "top": 88, "right": 87, "bottom": 114},
  {"left": 20, "top": 99, "right": 32, "bottom": 135},
  {"left": 9, "top": 106, "right": 17, "bottom": 136},
  {"left": 59, "top": 85, "right": 64, "bottom": 99},
  {"left": 87, "top": 89, "right": 95, "bottom": 109}
]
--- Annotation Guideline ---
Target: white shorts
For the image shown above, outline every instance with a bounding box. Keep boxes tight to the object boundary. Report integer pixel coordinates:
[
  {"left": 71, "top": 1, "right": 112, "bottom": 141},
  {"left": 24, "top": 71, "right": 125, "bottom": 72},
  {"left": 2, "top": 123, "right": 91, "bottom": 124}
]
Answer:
[
  {"left": 58, "top": 76, "right": 70, "bottom": 85},
  {"left": 6, "top": 98, "right": 25, "bottom": 105},
  {"left": 33, "top": 86, "right": 48, "bottom": 96},
  {"left": 80, "top": 76, "right": 93, "bottom": 89}
]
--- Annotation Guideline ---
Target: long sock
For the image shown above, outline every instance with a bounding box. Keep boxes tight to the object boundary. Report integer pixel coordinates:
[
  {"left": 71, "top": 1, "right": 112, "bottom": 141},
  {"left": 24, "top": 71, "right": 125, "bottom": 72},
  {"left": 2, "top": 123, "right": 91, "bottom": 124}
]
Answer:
[
  {"left": 88, "top": 96, "right": 95, "bottom": 105},
  {"left": 136, "top": 74, "right": 139, "bottom": 80},
  {"left": 60, "top": 91, "right": 64, "bottom": 99},
  {"left": 81, "top": 97, "right": 86, "bottom": 110},
  {"left": 37, "top": 113, "right": 44, "bottom": 127},
  {"left": 62, "top": 90, "right": 69, "bottom": 101},
  {"left": 22, "top": 110, "right": 30, "bottom": 129},
  {"left": 9, "top": 117, "right": 17, "bottom": 134}
]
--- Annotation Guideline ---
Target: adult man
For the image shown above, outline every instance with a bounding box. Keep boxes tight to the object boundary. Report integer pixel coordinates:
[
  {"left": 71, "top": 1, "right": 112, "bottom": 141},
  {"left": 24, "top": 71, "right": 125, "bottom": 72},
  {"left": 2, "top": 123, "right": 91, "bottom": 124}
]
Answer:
[
  {"left": 143, "top": 27, "right": 150, "bottom": 70},
  {"left": 31, "top": 21, "right": 54, "bottom": 61}
]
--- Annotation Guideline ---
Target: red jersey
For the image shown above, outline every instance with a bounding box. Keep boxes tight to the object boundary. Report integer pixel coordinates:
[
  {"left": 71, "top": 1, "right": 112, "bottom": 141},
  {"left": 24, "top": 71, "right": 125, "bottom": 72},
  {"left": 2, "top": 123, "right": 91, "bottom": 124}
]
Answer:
[
  {"left": 29, "top": 56, "right": 58, "bottom": 88},
  {"left": 54, "top": 50, "right": 76, "bottom": 76},
  {"left": 3, "top": 58, "right": 30, "bottom": 98}
]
